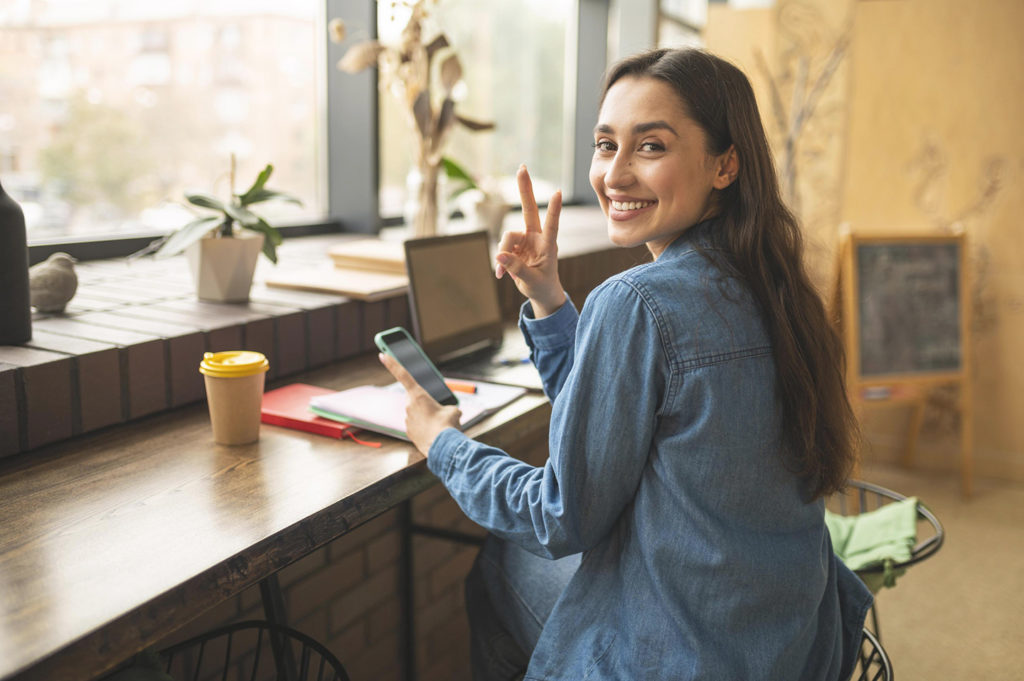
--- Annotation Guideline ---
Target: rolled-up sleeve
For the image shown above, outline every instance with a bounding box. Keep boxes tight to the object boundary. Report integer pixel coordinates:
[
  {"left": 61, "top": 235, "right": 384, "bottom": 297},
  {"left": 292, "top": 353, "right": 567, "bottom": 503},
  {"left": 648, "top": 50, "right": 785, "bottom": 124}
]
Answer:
[{"left": 428, "top": 279, "right": 671, "bottom": 559}]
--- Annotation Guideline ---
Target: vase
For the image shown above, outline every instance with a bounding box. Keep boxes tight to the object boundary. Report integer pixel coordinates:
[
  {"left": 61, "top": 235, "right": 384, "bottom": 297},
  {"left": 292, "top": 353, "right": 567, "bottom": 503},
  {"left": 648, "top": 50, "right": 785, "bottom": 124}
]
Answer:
[
  {"left": 0, "top": 178, "right": 32, "bottom": 344},
  {"left": 185, "top": 231, "right": 265, "bottom": 303},
  {"left": 403, "top": 165, "right": 447, "bottom": 238}
]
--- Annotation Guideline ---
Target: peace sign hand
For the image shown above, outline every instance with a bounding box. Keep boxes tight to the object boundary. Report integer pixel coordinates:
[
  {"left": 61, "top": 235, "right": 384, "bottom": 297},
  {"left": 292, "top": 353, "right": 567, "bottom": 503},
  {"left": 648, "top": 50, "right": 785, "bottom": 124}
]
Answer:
[{"left": 495, "top": 165, "right": 566, "bottom": 318}]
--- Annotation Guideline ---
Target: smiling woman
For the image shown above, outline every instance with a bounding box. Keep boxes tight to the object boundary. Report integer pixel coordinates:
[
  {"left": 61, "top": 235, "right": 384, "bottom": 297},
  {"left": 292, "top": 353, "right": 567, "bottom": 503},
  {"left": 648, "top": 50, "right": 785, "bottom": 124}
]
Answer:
[
  {"left": 590, "top": 76, "right": 739, "bottom": 257},
  {"left": 0, "top": 1, "right": 323, "bottom": 242},
  {"left": 379, "top": 47, "right": 870, "bottom": 681}
]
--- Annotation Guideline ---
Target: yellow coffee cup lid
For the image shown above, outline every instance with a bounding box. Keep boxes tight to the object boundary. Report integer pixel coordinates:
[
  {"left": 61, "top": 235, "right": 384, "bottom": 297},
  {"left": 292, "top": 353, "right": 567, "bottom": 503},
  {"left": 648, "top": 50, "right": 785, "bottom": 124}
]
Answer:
[{"left": 199, "top": 351, "right": 269, "bottom": 378}]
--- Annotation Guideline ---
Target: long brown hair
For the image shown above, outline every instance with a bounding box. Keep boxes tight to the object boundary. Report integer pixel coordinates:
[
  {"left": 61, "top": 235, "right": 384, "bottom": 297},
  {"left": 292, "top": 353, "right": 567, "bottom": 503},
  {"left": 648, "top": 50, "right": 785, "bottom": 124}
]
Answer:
[{"left": 602, "top": 48, "right": 857, "bottom": 499}]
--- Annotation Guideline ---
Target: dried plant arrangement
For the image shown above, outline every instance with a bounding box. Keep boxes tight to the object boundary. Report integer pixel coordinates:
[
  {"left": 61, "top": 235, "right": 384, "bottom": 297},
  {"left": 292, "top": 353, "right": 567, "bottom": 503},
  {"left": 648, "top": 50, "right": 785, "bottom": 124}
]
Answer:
[{"left": 330, "top": 0, "right": 495, "bottom": 237}]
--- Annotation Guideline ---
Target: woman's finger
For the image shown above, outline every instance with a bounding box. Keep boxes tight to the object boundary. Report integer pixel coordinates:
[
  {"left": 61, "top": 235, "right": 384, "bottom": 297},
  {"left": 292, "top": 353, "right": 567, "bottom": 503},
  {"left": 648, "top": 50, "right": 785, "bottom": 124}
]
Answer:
[
  {"left": 516, "top": 164, "right": 541, "bottom": 234},
  {"left": 543, "top": 190, "right": 563, "bottom": 248},
  {"left": 378, "top": 353, "right": 423, "bottom": 394},
  {"left": 495, "top": 252, "right": 526, "bottom": 281},
  {"left": 498, "top": 229, "right": 524, "bottom": 256},
  {"left": 496, "top": 230, "right": 524, "bottom": 278}
]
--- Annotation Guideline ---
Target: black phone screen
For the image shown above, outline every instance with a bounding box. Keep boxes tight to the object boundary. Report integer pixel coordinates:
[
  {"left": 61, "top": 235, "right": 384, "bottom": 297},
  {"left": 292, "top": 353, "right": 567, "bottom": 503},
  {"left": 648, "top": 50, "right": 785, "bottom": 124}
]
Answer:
[{"left": 382, "top": 332, "right": 457, "bottom": 406}]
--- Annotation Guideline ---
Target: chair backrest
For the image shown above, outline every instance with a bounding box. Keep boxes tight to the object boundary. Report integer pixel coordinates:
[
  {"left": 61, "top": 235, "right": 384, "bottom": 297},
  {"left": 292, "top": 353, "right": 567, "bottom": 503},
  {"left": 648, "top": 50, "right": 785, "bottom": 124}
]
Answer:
[
  {"left": 850, "top": 627, "right": 893, "bottom": 681},
  {"left": 828, "top": 479, "right": 944, "bottom": 571},
  {"left": 159, "top": 619, "right": 350, "bottom": 681}
]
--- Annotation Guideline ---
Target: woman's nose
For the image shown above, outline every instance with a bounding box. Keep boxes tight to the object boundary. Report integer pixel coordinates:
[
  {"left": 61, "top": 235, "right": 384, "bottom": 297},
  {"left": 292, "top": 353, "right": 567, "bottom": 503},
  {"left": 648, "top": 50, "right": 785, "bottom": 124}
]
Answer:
[{"left": 604, "top": 151, "right": 634, "bottom": 189}]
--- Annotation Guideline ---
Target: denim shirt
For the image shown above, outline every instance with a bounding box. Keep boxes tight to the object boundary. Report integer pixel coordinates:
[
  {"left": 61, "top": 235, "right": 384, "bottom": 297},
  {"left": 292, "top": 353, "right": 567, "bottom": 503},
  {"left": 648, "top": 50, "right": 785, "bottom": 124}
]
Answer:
[{"left": 428, "top": 226, "right": 872, "bottom": 680}]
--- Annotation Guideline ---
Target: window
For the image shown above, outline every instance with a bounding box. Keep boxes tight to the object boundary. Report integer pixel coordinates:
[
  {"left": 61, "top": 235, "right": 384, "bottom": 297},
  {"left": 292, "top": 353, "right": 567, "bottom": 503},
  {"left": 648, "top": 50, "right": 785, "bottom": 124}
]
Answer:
[
  {"left": 659, "top": 0, "right": 706, "bottom": 47},
  {"left": 0, "top": 1, "right": 324, "bottom": 244},
  {"left": 6, "top": 0, "right": 612, "bottom": 258},
  {"left": 377, "top": 0, "right": 574, "bottom": 219}
]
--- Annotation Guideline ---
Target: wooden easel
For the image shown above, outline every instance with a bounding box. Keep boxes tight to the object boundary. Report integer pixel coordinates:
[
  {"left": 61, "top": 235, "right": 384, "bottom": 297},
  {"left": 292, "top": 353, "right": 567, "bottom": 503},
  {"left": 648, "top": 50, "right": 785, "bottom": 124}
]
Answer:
[{"left": 832, "top": 231, "right": 973, "bottom": 497}]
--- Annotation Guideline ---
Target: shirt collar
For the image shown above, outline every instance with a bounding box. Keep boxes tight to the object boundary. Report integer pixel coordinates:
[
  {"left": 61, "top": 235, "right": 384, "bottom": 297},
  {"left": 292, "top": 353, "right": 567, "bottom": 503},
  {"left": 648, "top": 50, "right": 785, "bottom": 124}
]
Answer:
[{"left": 657, "top": 216, "right": 719, "bottom": 262}]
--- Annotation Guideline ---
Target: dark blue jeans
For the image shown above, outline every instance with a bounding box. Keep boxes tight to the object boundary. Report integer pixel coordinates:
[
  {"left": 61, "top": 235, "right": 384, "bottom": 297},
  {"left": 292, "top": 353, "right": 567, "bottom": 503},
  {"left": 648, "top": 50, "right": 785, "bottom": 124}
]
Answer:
[{"left": 464, "top": 535, "right": 581, "bottom": 681}]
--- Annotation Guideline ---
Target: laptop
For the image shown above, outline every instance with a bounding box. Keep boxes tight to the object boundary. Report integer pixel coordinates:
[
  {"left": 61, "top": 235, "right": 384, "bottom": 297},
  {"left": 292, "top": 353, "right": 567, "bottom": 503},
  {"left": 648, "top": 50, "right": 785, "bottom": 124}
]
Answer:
[{"left": 403, "top": 231, "right": 544, "bottom": 391}]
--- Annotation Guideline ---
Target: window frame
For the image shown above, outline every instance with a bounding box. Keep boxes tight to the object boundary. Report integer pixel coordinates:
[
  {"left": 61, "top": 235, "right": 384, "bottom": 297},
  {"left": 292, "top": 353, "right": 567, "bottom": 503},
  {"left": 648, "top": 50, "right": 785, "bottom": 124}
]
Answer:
[{"left": 26, "top": 0, "right": 612, "bottom": 265}]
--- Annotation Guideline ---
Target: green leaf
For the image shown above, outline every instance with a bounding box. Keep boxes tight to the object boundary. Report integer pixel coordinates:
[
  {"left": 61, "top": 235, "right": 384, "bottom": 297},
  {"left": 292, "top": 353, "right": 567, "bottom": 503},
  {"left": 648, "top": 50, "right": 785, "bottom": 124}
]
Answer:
[
  {"left": 238, "top": 164, "right": 274, "bottom": 204},
  {"left": 260, "top": 218, "right": 283, "bottom": 246},
  {"left": 185, "top": 193, "right": 230, "bottom": 213},
  {"left": 441, "top": 157, "right": 477, "bottom": 190},
  {"left": 239, "top": 188, "right": 304, "bottom": 207},
  {"left": 223, "top": 202, "right": 261, "bottom": 227},
  {"left": 153, "top": 216, "right": 221, "bottom": 259},
  {"left": 244, "top": 217, "right": 282, "bottom": 264}
]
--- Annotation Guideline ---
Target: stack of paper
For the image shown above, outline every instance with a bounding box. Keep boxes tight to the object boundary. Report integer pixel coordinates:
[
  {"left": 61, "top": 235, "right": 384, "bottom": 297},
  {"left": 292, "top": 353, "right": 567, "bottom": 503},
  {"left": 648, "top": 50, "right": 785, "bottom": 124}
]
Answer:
[
  {"left": 264, "top": 237, "right": 410, "bottom": 301},
  {"left": 263, "top": 266, "right": 408, "bottom": 301},
  {"left": 309, "top": 380, "right": 527, "bottom": 441},
  {"left": 327, "top": 239, "right": 407, "bottom": 275}
]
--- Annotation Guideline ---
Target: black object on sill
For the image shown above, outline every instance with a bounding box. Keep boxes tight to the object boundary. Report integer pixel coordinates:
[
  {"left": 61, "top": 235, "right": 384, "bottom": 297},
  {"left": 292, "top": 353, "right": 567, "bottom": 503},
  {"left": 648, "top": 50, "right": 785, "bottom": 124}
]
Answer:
[{"left": 0, "top": 177, "right": 32, "bottom": 345}]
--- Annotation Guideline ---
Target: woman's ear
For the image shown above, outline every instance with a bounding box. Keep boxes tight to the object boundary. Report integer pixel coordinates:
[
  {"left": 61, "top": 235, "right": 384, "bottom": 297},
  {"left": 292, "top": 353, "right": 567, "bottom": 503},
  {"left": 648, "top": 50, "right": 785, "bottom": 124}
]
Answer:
[{"left": 712, "top": 145, "right": 739, "bottom": 190}]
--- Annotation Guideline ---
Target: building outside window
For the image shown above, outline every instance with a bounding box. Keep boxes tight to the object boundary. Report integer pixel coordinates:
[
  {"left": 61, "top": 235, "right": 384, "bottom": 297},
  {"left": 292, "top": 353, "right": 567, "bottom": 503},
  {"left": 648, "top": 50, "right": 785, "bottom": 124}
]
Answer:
[
  {"left": 2, "top": 0, "right": 597, "bottom": 252},
  {"left": 0, "top": 0, "right": 323, "bottom": 243}
]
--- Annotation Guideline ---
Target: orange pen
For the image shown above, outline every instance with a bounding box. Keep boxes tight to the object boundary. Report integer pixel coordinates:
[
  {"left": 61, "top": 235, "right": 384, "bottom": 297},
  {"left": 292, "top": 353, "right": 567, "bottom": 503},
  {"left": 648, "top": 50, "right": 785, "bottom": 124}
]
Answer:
[{"left": 445, "top": 379, "right": 478, "bottom": 394}]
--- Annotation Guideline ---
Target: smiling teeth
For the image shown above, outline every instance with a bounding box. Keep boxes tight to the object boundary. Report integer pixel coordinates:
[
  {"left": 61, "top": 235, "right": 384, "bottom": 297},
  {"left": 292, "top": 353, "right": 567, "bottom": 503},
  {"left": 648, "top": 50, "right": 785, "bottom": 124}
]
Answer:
[{"left": 611, "top": 200, "right": 653, "bottom": 211}]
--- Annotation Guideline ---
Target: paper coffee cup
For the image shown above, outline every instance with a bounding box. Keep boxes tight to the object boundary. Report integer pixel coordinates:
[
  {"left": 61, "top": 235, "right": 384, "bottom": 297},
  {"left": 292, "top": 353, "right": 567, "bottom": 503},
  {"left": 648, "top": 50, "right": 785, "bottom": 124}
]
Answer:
[{"left": 199, "top": 350, "right": 269, "bottom": 445}]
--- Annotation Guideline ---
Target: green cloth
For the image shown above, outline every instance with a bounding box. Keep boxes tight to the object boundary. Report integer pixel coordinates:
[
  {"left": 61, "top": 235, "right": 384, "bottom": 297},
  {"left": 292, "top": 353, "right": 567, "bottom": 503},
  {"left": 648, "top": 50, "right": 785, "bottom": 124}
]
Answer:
[{"left": 825, "top": 496, "right": 919, "bottom": 593}]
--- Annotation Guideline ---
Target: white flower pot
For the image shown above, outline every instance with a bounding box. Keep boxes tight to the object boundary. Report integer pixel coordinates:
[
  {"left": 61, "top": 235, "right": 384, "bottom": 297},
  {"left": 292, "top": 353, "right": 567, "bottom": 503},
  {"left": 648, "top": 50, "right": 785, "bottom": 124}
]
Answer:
[
  {"left": 457, "top": 190, "right": 511, "bottom": 240},
  {"left": 186, "top": 231, "right": 264, "bottom": 303},
  {"left": 470, "top": 196, "right": 511, "bottom": 240}
]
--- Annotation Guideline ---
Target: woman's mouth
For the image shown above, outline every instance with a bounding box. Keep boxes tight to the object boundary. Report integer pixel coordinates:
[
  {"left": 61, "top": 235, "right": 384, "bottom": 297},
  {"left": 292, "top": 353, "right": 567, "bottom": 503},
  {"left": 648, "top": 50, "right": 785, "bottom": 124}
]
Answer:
[
  {"left": 608, "top": 198, "right": 656, "bottom": 217},
  {"left": 610, "top": 199, "right": 654, "bottom": 211}
]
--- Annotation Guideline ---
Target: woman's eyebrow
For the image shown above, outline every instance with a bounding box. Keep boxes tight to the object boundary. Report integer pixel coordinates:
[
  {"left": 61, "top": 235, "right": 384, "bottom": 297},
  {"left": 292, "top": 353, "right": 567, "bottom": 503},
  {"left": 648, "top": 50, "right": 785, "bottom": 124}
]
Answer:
[
  {"left": 634, "top": 120, "right": 678, "bottom": 136},
  {"left": 594, "top": 121, "right": 679, "bottom": 136}
]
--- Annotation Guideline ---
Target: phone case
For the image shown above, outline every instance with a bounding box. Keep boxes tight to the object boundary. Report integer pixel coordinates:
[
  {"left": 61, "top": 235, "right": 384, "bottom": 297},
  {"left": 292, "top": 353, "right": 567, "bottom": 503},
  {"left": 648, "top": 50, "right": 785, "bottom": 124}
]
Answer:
[{"left": 374, "top": 326, "right": 457, "bottom": 405}]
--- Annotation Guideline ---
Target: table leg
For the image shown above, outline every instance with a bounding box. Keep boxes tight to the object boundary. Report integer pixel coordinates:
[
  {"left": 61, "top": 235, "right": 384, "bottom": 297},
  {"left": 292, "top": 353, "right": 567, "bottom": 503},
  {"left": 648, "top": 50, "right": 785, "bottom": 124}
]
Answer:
[
  {"left": 400, "top": 500, "right": 416, "bottom": 681},
  {"left": 259, "top": 573, "right": 298, "bottom": 681}
]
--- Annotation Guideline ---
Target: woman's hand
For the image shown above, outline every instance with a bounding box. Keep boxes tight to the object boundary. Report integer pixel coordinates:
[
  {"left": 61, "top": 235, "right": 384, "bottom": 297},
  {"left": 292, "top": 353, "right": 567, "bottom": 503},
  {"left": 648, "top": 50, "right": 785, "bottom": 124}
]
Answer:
[
  {"left": 378, "top": 353, "right": 461, "bottom": 456},
  {"left": 496, "top": 165, "right": 566, "bottom": 318}
]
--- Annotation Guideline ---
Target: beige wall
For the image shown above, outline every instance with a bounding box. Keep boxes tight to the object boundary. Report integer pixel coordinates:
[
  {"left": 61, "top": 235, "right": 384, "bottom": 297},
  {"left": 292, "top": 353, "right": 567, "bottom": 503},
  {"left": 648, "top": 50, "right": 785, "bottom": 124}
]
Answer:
[{"left": 707, "top": 0, "right": 1024, "bottom": 482}]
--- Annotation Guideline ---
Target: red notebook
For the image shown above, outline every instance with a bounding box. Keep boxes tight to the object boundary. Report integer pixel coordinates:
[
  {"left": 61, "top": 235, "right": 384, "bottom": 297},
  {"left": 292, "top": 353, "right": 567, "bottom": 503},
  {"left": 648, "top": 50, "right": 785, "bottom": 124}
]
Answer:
[{"left": 261, "top": 383, "right": 380, "bottom": 447}]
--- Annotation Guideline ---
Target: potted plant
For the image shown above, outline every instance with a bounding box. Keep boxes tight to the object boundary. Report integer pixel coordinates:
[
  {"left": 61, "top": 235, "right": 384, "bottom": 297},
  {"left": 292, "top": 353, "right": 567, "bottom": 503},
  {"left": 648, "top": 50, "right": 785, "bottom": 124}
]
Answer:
[
  {"left": 442, "top": 157, "right": 510, "bottom": 240},
  {"left": 137, "top": 156, "right": 301, "bottom": 302}
]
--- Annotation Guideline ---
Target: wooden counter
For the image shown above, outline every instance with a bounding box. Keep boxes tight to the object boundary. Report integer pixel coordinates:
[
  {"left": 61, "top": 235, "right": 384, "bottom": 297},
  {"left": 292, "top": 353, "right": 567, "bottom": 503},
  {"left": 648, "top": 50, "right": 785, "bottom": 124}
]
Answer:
[
  {"left": 0, "top": 354, "right": 551, "bottom": 681},
  {"left": 0, "top": 207, "right": 643, "bottom": 680}
]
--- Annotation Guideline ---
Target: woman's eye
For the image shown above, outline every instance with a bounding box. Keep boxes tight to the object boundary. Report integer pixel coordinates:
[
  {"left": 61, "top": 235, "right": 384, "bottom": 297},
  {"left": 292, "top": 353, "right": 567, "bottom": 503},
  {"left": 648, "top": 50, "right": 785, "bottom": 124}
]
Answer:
[
  {"left": 639, "top": 142, "right": 664, "bottom": 152},
  {"left": 593, "top": 140, "right": 616, "bottom": 152}
]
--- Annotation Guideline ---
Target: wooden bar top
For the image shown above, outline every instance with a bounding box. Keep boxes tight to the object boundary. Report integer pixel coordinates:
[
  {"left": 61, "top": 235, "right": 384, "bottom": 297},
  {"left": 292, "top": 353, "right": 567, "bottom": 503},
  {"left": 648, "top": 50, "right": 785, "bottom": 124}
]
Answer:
[{"left": 0, "top": 353, "right": 551, "bottom": 681}]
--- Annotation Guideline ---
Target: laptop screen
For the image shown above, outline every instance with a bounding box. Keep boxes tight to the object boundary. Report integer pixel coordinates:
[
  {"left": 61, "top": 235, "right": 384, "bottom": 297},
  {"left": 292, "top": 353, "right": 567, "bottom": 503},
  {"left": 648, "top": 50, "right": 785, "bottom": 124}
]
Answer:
[{"left": 403, "top": 231, "right": 505, "bottom": 361}]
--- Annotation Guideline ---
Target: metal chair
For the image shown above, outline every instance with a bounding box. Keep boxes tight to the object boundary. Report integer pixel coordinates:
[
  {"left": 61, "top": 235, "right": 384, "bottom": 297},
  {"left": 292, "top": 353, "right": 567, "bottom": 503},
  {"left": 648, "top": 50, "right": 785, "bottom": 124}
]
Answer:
[
  {"left": 850, "top": 627, "right": 893, "bottom": 681},
  {"left": 828, "top": 479, "right": 944, "bottom": 640},
  {"left": 158, "top": 619, "right": 350, "bottom": 681}
]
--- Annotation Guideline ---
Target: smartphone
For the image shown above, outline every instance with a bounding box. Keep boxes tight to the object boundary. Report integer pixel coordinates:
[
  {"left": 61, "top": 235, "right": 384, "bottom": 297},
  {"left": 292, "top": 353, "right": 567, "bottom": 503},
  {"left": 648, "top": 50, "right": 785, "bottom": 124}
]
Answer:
[{"left": 374, "top": 327, "right": 459, "bottom": 406}]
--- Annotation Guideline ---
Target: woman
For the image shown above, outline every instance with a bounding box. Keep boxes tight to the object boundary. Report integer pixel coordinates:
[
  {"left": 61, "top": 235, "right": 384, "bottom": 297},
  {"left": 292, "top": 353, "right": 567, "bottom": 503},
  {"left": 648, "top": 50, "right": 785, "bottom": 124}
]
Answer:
[{"left": 380, "top": 48, "right": 872, "bottom": 680}]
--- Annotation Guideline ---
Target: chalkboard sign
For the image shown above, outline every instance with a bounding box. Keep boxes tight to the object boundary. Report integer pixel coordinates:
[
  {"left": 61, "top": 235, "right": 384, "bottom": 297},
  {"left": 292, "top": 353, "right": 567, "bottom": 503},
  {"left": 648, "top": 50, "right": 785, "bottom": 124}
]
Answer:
[
  {"left": 852, "top": 237, "right": 964, "bottom": 377},
  {"left": 834, "top": 232, "right": 973, "bottom": 496}
]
